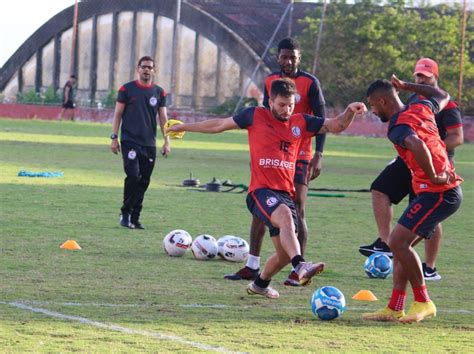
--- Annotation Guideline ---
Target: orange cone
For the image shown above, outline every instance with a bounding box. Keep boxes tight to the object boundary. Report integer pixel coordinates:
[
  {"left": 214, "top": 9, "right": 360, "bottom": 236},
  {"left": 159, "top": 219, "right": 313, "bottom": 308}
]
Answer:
[
  {"left": 352, "top": 290, "right": 378, "bottom": 301},
  {"left": 60, "top": 240, "right": 82, "bottom": 250}
]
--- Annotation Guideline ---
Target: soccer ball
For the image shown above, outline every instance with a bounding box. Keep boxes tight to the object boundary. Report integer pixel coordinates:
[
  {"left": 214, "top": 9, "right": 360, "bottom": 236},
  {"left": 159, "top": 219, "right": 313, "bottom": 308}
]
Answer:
[
  {"left": 364, "top": 253, "right": 393, "bottom": 279},
  {"left": 311, "top": 286, "right": 346, "bottom": 321},
  {"left": 191, "top": 234, "right": 218, "bottom": 260},
  {"left": 217, "top": 235, "right": 240, "bottom": 258},
  {"left": 163, "top": 229, "right": 192, "bottom": 257},
  {"left": 221, "top": 237, "right": 249, "bottom": 262}
]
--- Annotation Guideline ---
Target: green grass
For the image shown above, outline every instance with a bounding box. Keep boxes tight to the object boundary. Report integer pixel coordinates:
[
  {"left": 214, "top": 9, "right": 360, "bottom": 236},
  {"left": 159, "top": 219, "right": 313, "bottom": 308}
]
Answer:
[{"left": 0, "top": 118, "right": 473, "bottom": 352}]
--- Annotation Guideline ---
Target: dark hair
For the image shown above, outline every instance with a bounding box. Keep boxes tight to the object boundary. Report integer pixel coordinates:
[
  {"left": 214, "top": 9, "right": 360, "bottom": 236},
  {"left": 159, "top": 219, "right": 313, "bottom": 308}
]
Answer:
[
  {"left": 366, "top": 79, "right": 394, "bottom": 97},
  {"left": 270, "top": 78, "right": 296, "bottom": 99},
  {"left": 278, "top": 37, "right": 300, "bottom": 52},
  {"left": 138, "top": 56, "right": 155, "bottom": 67},
  {"left": 70, "top": 75, "right": 76, "bottom": 79}
]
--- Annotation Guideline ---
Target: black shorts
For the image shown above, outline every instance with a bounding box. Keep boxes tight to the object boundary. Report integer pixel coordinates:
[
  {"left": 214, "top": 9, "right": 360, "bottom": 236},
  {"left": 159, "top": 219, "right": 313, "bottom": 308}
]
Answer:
[
  {"left": 246, "top": 188, "right": 298, "bottom": 237},
  {"left": 62, "top": 101, "right": 75, "bottom": 109},
  {"left": 398, "top": 186, "right": 462, "bottom": 239},
  {"left": 294, "top": 159, "right": 309, "bottom": 186},
  {"left": 371, "top": 156, "right": 415, "bottom": 204}
]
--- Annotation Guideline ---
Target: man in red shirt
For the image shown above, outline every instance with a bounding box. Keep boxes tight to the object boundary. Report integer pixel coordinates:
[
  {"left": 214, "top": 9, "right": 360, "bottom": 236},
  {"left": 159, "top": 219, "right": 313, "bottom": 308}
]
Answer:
[
  {"left": 363, "top": 75, "right": 462, "bottom": 323},
  {"left": 168, "top": 78, "right": 366, "bottom": 298},
  {"left": 226, "top": 38, "right": 326, "bottom": 286}
]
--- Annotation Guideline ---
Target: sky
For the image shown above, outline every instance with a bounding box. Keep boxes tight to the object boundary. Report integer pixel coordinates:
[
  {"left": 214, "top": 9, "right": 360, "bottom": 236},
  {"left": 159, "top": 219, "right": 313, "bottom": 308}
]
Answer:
[{"left": 0, "top": 0, "right": 470, "bottom": 68}]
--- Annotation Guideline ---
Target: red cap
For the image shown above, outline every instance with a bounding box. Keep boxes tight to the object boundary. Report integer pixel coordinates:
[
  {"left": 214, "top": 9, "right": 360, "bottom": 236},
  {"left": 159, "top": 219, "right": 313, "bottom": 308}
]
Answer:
[{"left": 413, "top": 58, "right": 439, "bottom": 78}]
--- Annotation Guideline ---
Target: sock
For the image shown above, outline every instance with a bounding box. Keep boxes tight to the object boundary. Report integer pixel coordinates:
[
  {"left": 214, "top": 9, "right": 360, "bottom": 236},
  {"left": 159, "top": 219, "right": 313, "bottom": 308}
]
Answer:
[
  {"left": 291, "top": 255, "right": 305, "bottom": 269},
  {"left": 413, "top": 285, "right": 430, "bottom": 302},
  {"left": 246, "top": 255, "right": 260, "bottom": 270},
  {"left": 254, "top": 275, "right": 271, "bottom": 289},
  {"left": 388, "top": 289, "right": 406, "bottom": 311}
]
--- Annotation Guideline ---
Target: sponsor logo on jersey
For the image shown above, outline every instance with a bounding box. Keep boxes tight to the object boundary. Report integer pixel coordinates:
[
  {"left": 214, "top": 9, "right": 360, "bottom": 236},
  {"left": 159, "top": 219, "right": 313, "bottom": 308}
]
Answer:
[
  {"left": 295, "top": 93, "right": 301, "bottom": 103},
  {"left": 419, "top": 183, "right": 428, "bottom": 189},
  {"left": 128, "top": 150, "right": 137, "bottom": 160},
  {"left": 291, "top": 126, "right": 301, "bottom": 138},
  {"left": 149, "top": 96, "right": 158, "bottom": 106},
  {"left": 299, "top": 150, "right": 306, "bottom": 156},
  {"left": 266, "top": 196, "right": 278, "bottom": 207},
  {"left": 259, "top": 159, "right": 295, "bottom": 169}
]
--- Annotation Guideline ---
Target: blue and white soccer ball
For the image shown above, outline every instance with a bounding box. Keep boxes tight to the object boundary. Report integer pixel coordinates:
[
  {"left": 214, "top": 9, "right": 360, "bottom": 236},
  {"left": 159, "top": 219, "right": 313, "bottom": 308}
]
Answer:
[
  {"left": 311, "top": 286, "right": 346, "bottom": 321},
  {"left": 364, "top": 253, "right": 393, "bottom": 279}
]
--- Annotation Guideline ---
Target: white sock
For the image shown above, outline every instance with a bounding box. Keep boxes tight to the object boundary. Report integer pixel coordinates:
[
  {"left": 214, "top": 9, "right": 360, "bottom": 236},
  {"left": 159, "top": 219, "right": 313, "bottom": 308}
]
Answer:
[{"left": 246, "top": 255, "right": 261, "bottom": 270}]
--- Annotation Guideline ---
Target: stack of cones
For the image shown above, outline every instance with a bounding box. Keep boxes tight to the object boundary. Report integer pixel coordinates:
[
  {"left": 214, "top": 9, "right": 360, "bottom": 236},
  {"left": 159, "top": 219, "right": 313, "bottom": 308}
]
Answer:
[{"left": 60, "top": 240, "right": 82, "bottom": 250}]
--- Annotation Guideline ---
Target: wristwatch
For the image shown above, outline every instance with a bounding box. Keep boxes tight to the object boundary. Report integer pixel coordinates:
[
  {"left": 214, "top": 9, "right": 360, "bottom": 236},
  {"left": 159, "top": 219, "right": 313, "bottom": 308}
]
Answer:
[{"left": 110, "top": 133, "right": 118, "bottom": 139}]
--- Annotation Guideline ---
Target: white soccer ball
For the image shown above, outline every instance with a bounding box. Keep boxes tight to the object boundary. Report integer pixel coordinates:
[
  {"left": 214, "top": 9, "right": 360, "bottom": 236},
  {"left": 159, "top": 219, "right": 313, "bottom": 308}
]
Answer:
[
  {"left": 221, "top": 238, "right": 250, "bottom": 263},
  {"left": 191, "top": 234, "right": 218, "bottom": 260},
  {"left": 217, "top": 235, "right": 241, "bottom": 259},
  {"left": 163, "top": 229, "right": 192, "bottom": 257}
]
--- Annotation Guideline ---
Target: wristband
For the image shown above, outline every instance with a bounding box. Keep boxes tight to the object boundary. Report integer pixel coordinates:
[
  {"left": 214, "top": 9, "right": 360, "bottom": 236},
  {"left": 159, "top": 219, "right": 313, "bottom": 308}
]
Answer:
[{"left": 110, "top": 133, "right": 118, "bottom": 139}]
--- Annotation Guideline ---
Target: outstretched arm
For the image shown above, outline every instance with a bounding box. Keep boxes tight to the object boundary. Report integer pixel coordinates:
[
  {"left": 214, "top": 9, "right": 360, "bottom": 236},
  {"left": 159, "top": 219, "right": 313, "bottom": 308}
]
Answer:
[
  {"left": 167, "top": 117, "right": 239, "bottom": 134},
  {"left": 391, "top": 74, "right": 449, "bottom": 112},
  {"left": 319, "top": 102, "right": 367, "bottom": 134}
]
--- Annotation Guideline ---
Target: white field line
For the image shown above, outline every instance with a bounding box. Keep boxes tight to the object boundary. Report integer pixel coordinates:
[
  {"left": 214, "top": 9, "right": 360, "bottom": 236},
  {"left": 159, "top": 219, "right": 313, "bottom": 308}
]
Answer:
[
  {"left": 3, "top": 300, "right": 473, "bottom": 314},
  {"left": 4, "top": 302, "right": 245, "bottom": 354}
]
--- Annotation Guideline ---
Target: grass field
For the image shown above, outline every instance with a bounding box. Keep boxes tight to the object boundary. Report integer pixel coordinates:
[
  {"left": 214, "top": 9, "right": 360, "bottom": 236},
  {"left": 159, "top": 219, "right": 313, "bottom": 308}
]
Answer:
[{"left": 0, "top": 118, "right": 473, "bottom": 352}]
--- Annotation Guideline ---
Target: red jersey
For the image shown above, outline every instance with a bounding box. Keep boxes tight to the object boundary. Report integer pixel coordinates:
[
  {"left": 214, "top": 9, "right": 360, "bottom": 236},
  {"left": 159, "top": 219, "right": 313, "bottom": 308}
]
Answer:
[
  {"left": 388, "top": 99, "right": 462, "bottom": 195},
  {"left": 263, "top": 70, "right": 325, "bottom": 160},
  {"left": 233, "top": 107, "right": 325, "bottom": 198}
]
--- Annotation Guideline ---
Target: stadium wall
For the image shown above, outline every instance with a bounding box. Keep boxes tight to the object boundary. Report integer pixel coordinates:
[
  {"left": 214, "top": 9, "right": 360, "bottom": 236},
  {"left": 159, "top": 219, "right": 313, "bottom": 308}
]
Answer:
[{"left": 1, "top": 103, "right": 473, "bottom": 142}]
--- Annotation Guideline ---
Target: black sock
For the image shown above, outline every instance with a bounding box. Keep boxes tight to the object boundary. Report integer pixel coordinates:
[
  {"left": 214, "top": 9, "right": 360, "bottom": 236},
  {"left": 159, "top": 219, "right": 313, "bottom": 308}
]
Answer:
[
  {"left": 291, "top": 255, "right": 305, "bottom": 269},
  {"left": 254, "top": 274, "right": 271, "bottom": 288}
]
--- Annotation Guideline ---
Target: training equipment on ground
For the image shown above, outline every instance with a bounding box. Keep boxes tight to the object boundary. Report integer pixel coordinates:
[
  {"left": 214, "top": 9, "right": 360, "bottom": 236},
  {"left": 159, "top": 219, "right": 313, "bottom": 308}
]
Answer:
[
  {"left": 311, "top": 286, "right": 346, "bottom": 320},
  {"left": 220, "top": 237, "right": 249, "bottom": 262},
  {"left": 60, "top": 240, "right": 82, "bottom": 250},
  {"left": 352, "top": 289, "right": 378, "bottom": 301},
  {"left": 164, "top": 119, "right": 185, "bottom": 139},
  {"left": 163, "top": 229, "right": 192, "bottom": 257},
  {"left": 191, "top": 234, "right": 218, "bottom": 260},
  {"left": 217, "top": 235, "right": 240, "bottom": 258},
  {"left": 364, "top": 253, "right": 393, "bottom": 279}
]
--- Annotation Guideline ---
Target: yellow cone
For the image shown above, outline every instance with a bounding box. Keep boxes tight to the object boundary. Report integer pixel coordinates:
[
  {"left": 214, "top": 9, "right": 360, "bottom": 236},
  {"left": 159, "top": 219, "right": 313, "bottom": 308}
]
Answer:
[
  {"left": 164, "top": 119, "right": 185, "bottom": 139},
  {"left": 60, "top": 240, "right": 82, "bottom": 250},
  {"left": 352, "top": 290, "right": 378, "bottom": 301}
]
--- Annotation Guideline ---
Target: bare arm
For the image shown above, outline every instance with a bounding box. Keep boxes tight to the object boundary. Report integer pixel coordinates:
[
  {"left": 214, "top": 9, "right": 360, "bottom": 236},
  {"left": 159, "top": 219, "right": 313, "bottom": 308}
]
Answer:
[
  {"left": 319, "top": 102, "right": 367, "bottom": 134},
  {"left": 444, "top": 126, "right": 463, "bottom": 151},
  {"left": 167, "top": 117, "right": 239, "bottom": 134},
  {"left": 63, "top": 86, "right": 70, "bottom": 103},
  {"left": 391, "top": 74, "right": 449, "bottom": 112},
  {"left": 157, "top": 106, "right": 171, "bottom": 156},
  {"left": 110, "top": 102, "right": 125, "bottom": 154},
  {"left": 404, "top": 135, "right": 452, "bottom": 185}
]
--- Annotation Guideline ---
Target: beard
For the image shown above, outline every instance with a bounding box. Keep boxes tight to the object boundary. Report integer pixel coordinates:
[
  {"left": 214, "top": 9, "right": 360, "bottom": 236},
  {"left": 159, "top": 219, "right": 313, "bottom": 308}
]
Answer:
[{"left": 271, "top": 107, "right": 290, "bottom": 122}]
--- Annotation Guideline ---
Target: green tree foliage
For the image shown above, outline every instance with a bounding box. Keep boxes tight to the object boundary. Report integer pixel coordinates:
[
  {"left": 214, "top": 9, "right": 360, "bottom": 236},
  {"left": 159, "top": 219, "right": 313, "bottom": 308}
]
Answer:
[
  {"left": 298, "top": 1, "right": 473, "bottom": 113},
  {"left": 43, "top": 86, "right": 61, "bottom": 105},
  {"left": 103, "top": 88, "right": 117, "bottom": 108},
  {"left": 16, "top": 89, "right": 42, "bottom": 104}
]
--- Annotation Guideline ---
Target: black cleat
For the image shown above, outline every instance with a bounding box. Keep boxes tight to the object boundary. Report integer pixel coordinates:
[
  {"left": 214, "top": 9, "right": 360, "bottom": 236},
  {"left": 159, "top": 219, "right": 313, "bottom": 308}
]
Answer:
[
  {"left": 131, "top": 221, "right": 145, "bottom": 230},
  {"left": 423, "top": 263, "right": 441, "bottom": 281},
  {"left": 359, "top": 237, "right": 392, "bottom": 257},
  {"left": 119, "top": 213, "right": 133, "bottom": 229},
  {"left": 224, "top": 266, "right": 259, "bottom": 281}
]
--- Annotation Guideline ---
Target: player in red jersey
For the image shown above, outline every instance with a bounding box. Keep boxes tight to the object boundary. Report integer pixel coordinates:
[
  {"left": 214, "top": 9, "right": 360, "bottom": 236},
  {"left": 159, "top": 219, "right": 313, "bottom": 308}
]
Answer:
[
  {"left": 363, "top": 76, "right": 463, "bottom": 323},
  {"left": 168, "top": 78, "right": 366, "bottom": 298},
  {"left": 359, "top": 58, "right": 463, "bottom": 282},
  {"left": 226, "top": 38, "right": 327, "bottom": 286}
]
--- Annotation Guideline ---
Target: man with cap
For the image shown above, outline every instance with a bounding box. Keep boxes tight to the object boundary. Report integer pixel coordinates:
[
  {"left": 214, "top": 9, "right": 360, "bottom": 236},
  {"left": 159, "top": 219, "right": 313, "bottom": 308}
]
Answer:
[{"left": 359, "top": 58, "right": 463, "bottom": 281}]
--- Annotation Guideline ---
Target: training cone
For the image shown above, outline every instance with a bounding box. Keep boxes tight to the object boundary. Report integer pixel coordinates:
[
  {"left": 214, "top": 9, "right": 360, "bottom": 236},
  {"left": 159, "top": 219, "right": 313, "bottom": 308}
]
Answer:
[
  {"left": 60, "top": 240, "right": 82, "bottom": 250},
  {"left": 352, "top": 290, "right": 378, "bottom": 301}
]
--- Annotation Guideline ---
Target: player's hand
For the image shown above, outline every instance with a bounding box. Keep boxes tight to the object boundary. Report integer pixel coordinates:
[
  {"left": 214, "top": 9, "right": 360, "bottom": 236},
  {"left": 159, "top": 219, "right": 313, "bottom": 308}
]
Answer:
[
  {"left": 165, "top": 119, "right": 186, "bottom": 139},
  {"left": 348, "top": 102, "right": 367, "bottom": 115},
  {"left": 308, "top": 152, "right": 323, "bottom": 181},
  {"left": 161, "top": 141, "right": 171, "bottom": 158},
  {"left": 391, "top": 74, "right": 407, "bottom": 91},
  {"left": 430, "top": 170, "right": 454, "bottom": 185},
  {"left": 111, "top": 139, "right": 120, "bottom": 154}
]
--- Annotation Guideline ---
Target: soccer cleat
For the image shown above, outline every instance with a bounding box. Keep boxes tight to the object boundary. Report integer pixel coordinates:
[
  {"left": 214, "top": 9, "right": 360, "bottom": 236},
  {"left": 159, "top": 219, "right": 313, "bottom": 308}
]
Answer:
[
  {"left": 224, "top": 266, "right": 259, "bottom": 281},
  {"left": 295, "top": 261, "right": 325, "bottom": 286},
  {"left": 131, "top": 221, "right": 145, "bottom": 230},
  {"left": 362, "top": 306, "right": 406, "bottom": 322},
  {"left": 399, "top": 300, "right": 437, "bottom": 323},
  {"left": 119, "top": 213, "right": 133, "bottom": 228},
  {"left": 359, "top": 237, "right": 393, "bottom": 257},
  {"left": 283, "top": 270, "right": 301, "bottom": 287},
  {"left": 246, "top": 282, "right": 279, "bottom": 299},
  {"left": 422, "top": 263, "right": 442, "bottom": 281}
]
